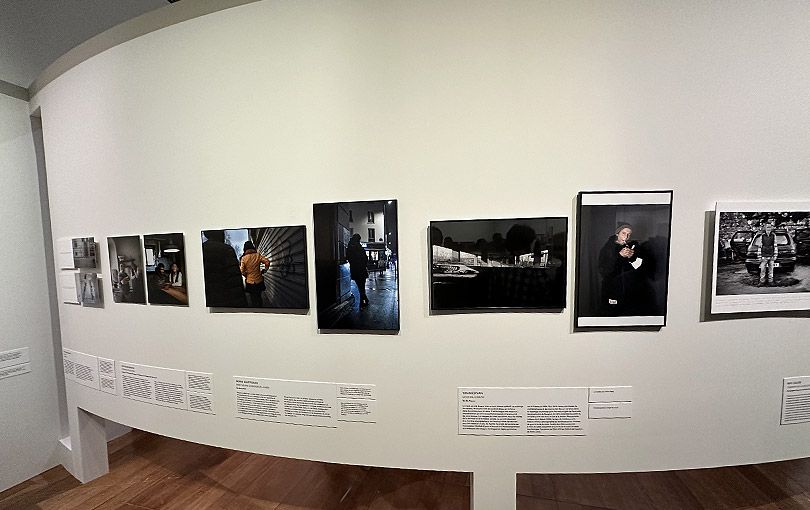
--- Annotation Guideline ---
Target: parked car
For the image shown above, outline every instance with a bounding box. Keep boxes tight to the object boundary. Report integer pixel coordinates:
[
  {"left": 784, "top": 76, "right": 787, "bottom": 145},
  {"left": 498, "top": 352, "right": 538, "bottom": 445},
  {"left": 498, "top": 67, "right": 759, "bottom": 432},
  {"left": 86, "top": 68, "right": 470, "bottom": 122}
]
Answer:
[
  {"left": 794, "top": 228, "right": 810, "bottom": 259},
  {"left": 730, "top": 230, "right": 754, "bottom": 260},
  {"left": 744, "top": 230, "right": 796, "bottom": 274}
]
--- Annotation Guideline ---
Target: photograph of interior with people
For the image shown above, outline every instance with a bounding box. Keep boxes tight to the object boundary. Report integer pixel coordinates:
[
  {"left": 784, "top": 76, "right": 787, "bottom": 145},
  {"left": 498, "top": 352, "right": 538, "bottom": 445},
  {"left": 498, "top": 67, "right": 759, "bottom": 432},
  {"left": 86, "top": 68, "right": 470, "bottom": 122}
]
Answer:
[
  {"left": 201, "top": 226, "right": 308, "bottom": 309},
  {"left": 313, "top": 199, "right": 399, "bottom": 331},
  {"left": 143, "top": 233, "right": 188, "bottom": 306},
  {"left": 107, "top": 235, "right": 146, "bottom": 304},
  {"left": 575, "top": 191, "right": 673, "bottom": 328},
  {"left": 430, "top": 217, "right": 567, "bottom": 310}
]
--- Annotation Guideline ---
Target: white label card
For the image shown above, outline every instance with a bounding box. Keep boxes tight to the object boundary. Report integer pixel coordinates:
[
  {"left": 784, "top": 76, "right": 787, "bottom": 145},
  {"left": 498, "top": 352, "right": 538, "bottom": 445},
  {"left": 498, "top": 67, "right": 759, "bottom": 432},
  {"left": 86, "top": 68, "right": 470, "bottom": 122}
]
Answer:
[
  {"left": 119, "top": 362, "right": 187, "bottom": 410},
  {"left": 589, "top": 386, "right": 633, "bottom": 403},
  {"left": 338, "top": 398, "right": 377, "bottom": 423},
  {"left": 337, "top": 383, "right": 375, "bottom": 400},
  {"left": 0, "top": 362, "right": 30, "bottom": 380},
  {"left": 782, "top": 376, "right": 810, "bottom": 425},
  {"left": 57, "top": 238, "right": 75, "bottom": 269},
  {"left": 458, "top": 387, "right": 588, "bottom": 436},
  {"left": 0, "top": 347, "right": 29, "bottom": 370},
  {"left": 186, "top": 372, "right": 214, "bottom": 394},
  {"left": 589, "top": 402, "right": 632, "bottom": 419},
  {"left": 63, "top": 349, "right": 100, "bottom": 390},
  {"left": 234, "top": 377, "right": 338, "bottom": 428}
]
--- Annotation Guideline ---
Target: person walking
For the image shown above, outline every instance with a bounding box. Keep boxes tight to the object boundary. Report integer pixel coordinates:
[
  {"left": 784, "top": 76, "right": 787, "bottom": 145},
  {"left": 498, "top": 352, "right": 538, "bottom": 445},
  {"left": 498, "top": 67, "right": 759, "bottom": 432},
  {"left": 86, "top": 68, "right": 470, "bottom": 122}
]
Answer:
[{"left": 347, "top": 234, "right": 369, "bottom": 307}]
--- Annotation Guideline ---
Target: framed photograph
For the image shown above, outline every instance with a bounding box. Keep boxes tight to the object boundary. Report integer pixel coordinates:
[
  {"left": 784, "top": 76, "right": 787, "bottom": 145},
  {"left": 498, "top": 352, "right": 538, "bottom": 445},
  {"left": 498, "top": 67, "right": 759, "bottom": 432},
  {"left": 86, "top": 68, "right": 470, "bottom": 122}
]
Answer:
[
  {"left": 429, "top": 217, "right": 567, "bottom": 310},
  {"left": 107, "top": 236, "right": 146, "bottom": 304},
  {"left": 574, "top": 191, "right": 673, "bottom": 328},
  {"left": 711, "top": 202, "right": 810, "bottom": 313},
  {"left": 143, "top": 233, "right": 188, "bottom": 306},
  {"left": 201, "top": 226, "right": 308, "bottom": 309},
  {"left": 72, "top": 237, "right": 97, "bottom": 268},
  {"left": 313, "top": 199, "right": 399, "bottom": 331},
  {"left": 76, "top": 273, "right": 101, "bottom": 305}
]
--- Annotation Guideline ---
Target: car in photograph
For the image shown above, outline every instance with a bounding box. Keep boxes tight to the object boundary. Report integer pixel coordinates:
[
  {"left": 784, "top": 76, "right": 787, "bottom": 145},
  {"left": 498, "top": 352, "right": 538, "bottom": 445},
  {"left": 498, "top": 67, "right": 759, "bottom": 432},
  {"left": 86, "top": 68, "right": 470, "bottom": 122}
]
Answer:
[
  {"left": 730, "top": 230, "right": 754, "bottom": 260},
  {"left": 794, "top": 227, "right": 810, "bottom": 259},
  {"left": 744, "top": 230, "right": 796, "bottom": 274}
]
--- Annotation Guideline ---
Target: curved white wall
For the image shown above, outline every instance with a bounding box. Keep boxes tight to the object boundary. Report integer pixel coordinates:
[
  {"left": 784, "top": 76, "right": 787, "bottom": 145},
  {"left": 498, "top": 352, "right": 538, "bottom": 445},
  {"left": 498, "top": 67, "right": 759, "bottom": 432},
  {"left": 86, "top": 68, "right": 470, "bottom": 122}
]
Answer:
[{"left": 31, "top": 1, "right": 810, "bottom": 507}]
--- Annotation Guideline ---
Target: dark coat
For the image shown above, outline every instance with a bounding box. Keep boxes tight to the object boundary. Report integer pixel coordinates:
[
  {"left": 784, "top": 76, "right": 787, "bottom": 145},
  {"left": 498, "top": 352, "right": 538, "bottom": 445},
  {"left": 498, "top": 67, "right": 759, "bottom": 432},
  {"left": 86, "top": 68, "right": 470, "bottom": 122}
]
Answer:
[
  {"left": 597, "top": 236, "right": 654, "bottom": 315},
  {"left": 346, "top": 241, "right": 368, "bottom": 281},
  {"left": 203, "top": 240, "right": 248, "bottom": 307}
]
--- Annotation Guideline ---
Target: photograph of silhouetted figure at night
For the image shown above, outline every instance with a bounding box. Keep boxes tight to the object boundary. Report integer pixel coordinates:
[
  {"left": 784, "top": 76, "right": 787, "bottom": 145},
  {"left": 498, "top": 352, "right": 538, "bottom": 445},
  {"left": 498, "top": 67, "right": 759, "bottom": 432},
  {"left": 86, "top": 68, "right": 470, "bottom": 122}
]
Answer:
[
  {"left": 313, "top": 200, "right": 399, "bottom": 331},
  {"left": 201, "top": 226, "right": 309, "bottom": 310},
  {"left": 430, "top": 217, "right": 567, "bottom": 310}
]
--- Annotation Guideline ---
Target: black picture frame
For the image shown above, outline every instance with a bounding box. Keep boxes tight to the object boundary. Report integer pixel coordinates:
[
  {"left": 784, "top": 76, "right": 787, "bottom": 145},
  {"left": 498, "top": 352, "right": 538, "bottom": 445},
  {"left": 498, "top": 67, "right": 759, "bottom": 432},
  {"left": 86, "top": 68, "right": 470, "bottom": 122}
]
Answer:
[
  {"left": 429, "top": 216, "right": 568, "bottom": 311},
  {"left": 574, "top": 190, "right": 674, "bottom": 329},
  {"left": 200, "top": 226, "right": 309, "bottom": 310},
  {"left": 313, "top": 199, "right": 399, "bottom": 331}
]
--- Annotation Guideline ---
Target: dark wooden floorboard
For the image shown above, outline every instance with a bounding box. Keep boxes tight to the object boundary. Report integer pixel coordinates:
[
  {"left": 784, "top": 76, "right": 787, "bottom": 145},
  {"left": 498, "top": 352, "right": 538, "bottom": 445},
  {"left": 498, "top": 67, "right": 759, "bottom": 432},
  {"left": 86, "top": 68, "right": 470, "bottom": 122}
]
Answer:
[
  {"left": 0, "top": 431, "right": 469, "bottom": 510},
  {"left": 8, "top": 431, "right": 810, "bottom": 510}
]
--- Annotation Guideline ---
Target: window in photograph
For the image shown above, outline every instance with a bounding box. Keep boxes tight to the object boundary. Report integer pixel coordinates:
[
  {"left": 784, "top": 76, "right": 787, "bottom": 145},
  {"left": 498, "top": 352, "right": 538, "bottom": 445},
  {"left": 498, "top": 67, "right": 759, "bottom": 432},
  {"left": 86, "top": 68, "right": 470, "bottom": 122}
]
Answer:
[
  {"left": 368, "top": 211, "right": 374, "bottom": 223},
  {"left": 368, "top": 228, "right": 375, "bottom": 242}
]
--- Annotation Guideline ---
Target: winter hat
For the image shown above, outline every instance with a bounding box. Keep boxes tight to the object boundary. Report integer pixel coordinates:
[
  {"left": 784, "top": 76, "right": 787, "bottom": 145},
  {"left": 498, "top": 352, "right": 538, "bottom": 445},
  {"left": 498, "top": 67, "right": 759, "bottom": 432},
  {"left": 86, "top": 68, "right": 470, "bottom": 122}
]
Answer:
[{"left": 615, "top": 223, "right": 632, "bottom": 235}]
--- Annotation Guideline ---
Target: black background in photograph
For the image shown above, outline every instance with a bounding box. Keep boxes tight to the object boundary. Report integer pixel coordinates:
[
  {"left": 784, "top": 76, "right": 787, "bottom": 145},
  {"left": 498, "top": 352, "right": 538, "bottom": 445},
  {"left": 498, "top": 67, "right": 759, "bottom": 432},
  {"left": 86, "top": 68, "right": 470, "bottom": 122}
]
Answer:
[
  {"left": 201, "top": 226, "right": 308, "bottom": 309},
  {"left": 430, "top": 217, "right": 567, "bottom": 310},
  {"left": 107, "top": 235, "right": 146, "bottom": 304},
  {"left": 576, "top": 200, "right": 672, "bottom": 321},
  {"left": 313, "top": 199, "right": 399, "bottom": 331},
  {"left": 143, "top": 233, "right": 188, "bottom": 306},
  {"left": 715, "top": 211, "right": 810, "bottom": 296}
]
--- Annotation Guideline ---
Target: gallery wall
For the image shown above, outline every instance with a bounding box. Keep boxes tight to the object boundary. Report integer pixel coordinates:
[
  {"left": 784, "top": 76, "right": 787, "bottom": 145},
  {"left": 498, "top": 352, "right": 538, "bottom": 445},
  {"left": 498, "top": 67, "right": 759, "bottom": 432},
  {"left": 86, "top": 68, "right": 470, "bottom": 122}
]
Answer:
[
  {"left": 0, "top": 95, "right": 64, "bottom": 491},
  {"left": 28, "top": 1, "right": 810, "bottom": 507}
]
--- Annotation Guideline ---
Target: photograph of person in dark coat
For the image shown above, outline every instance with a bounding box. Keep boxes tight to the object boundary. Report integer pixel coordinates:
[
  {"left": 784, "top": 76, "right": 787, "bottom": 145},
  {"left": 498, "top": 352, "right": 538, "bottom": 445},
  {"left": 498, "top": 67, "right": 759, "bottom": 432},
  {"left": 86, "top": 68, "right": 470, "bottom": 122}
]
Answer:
[
  {"left": 597, "top": 223, "right": 656, "bottom": 316},
  {"left": 574, "top": 191, "right": 672, "bottom": 328},
  {"left": 202, "top": 230, "right": 248, "bottom": 308},
  {"left": 347, "top": 234, "right": 369, "bottom": 307}
]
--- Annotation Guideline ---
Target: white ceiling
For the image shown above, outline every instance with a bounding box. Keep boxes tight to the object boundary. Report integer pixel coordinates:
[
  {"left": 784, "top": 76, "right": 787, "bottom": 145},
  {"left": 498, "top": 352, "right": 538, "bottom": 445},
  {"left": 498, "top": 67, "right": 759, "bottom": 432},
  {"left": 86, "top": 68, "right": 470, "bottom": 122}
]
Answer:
[{"left": 0, "top": 0, "right": 170, "bottom": 88}]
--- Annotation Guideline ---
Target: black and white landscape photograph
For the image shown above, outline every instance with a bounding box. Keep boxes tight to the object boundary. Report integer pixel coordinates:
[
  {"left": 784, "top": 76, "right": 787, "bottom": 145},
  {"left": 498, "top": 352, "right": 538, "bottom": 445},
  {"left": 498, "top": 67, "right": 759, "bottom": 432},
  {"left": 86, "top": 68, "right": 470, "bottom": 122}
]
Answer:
[
  {"left": 429, "top": 217, "right": 567, "bottom": 310},
  {"left": 711, "top": 202, "right": 810, "bottom": 313}
]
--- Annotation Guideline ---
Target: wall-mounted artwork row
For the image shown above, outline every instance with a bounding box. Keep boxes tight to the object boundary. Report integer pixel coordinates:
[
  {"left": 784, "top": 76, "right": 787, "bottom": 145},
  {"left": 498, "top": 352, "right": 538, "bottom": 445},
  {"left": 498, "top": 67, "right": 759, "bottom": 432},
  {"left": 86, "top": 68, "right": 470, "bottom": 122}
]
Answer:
[
  {"left": 429, "top": 217, "right": 567, "bottom": 310},
  {"left": 201, "top": 226, "right": 309, "bottom": 309},
  {"left": 144, "top": 233, "right": 188, "bottom": 306},
  {"left": 107, "top": 236, "right": 146, "bottom": 304},
  {"left": 575, "top": 191, "right": 673, "bottom": 328},
  {"left": 711, "top": 202, "right": 810, "bottom": 314},
  {"left": 313, "top": 199, "right": 399, "bottom": 331}
]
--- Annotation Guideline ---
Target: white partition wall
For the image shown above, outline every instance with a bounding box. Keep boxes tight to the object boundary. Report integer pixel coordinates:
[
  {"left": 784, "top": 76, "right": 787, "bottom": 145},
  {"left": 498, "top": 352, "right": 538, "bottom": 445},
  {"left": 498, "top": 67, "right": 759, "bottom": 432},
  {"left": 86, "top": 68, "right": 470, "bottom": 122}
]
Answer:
[
  {"left": 0, "top": 95, "right": 64, "bottom": 492},
  {"left": 29, "top": 2, "right": 810, "bottom": 508}
]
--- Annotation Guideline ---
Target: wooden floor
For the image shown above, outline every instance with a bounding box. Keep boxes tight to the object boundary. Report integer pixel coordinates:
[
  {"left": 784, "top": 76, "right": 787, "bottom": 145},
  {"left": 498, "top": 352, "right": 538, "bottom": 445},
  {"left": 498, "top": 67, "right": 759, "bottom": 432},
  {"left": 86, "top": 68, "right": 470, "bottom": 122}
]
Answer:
[
  {"left": 517, "top": 459, "right": 810, "bottom": 510},
  {"left": 5, "top": 431, "right": 810, "bottom": 510},
  {"left": 0, "top": 430, "right": 470, "bottom": 510}
]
